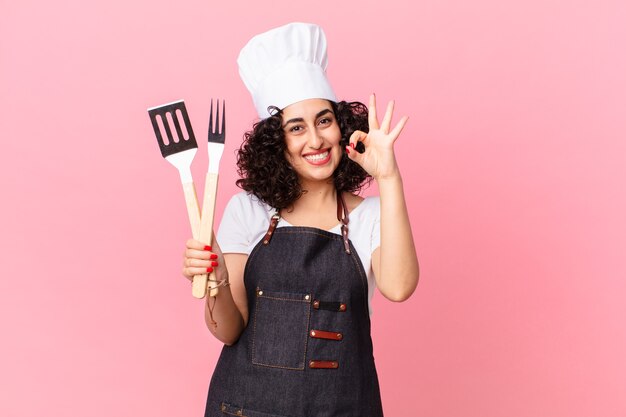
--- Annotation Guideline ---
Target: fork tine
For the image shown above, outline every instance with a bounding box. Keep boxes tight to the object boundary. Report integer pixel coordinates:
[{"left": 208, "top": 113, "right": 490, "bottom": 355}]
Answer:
[
  {"left": 209, "top": 99, "right": 214, "bottom": 135},
  {"left": 221, "top": 100, "right": 226, "bottom": 136},
  {"left": 215, "top": 99, "right": 220, "bottom": 135},
  {"left": 207, "top": 98, "right": 226, "bottom": 143}
]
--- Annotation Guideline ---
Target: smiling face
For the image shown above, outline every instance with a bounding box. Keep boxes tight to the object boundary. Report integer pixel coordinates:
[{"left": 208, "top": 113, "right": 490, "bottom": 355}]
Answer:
[{"left": 281, "top": 98, "right": 343, "bottom": 185}]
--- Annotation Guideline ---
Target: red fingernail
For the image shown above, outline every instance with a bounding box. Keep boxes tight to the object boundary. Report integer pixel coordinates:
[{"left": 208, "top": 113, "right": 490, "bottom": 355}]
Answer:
[
  {"left": 210, "top": 254, "right": 218, "bottom": 260},
  {"left": 350, "top": 143, "right": 355, "bottom": 149},
  {"left": 211, "top": 261, "right": 218, "bottom": 266},
  {"left": 204, "top": 245, "right": 212, "bottom": 251},
  {"left": 206, "top": 267, "right": 213, "bottom": 273},
  {"left": 346, "top": 146, "right": 350, "bottom": 154}
]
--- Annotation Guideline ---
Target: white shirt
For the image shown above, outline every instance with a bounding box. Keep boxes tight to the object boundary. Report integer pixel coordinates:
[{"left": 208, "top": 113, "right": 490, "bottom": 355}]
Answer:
[{"left": 217, "top": 192, "right": 381, "bottom": 314}]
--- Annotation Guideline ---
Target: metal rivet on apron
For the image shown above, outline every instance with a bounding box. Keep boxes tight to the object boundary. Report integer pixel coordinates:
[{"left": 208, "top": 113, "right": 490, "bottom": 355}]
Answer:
[
  {"left": 310, "top": 330, "right": 316, "bottom": 337},
  {"left": 339, "top": 303, "right": 347, "bottom": 311},
  {"left": 304, "top": 294, "right": 310, "bottom": 301},
  {"left": 257, "top": 290, "right": 263, "bottom": 296},
  {"left": 337, "top": 333, "right": 343, "bottom": 340}
]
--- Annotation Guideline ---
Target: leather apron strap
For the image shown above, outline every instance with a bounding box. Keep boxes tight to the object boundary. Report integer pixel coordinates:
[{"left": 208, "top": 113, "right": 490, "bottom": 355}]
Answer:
[
  {"left": 262, "top": 191, "right": 351, "bottom": 254},
  {"left": 337, "top": 191, "right": 351, "bottom": 254}
]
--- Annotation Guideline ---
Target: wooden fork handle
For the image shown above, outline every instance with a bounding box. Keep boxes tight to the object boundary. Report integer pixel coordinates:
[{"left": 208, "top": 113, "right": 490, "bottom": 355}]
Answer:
[{"left": 192, "top": 172, "right": 219, "bottom": 298}]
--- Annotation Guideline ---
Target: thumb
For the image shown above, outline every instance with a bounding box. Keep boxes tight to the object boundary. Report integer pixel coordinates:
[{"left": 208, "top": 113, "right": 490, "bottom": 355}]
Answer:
[{"left": 345, "top": 142, "right": 365, "bottom": 165}]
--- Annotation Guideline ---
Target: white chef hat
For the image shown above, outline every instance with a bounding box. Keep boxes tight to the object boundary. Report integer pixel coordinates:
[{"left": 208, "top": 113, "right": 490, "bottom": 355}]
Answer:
[{"left": 237, "top": 22, "right": 337, "bottom": 119}]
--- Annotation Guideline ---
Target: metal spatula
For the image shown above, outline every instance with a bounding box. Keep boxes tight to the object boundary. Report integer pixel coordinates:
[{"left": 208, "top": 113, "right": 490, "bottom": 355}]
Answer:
[
  {"left": 193, "top": 99, "right": 226, "bottom": 298},
  {"left": 147, "top": 100, "right": 201, "bottom": 243}
]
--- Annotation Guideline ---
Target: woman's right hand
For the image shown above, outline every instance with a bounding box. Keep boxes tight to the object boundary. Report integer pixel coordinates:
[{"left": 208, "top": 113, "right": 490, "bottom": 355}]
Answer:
[
  {"left": 346, "top": 94, "right": 408, "bottom": 182},
  {"left": 182, "top": 238, "right": 227, "bottom": 284}
]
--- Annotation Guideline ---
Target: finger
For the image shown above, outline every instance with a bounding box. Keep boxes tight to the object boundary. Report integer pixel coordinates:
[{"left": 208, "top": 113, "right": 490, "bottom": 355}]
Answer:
[
  {"left": 183, "top": 266, "right": 217, "bottom": 279},
  {"left": 182, "top": 268, "right": 194, "bottom": 281},
  {"left": 345, "top": 140, "right": 366, "bottom": 165},
  {"left": 185, "top": 248, "right": 216, "bottom": 260},
  {"left": 345, "top": 144, "right": 361, "bottom": 164},
  {"left": 389, "top": 115, "right": 409, "bottom": 142},
  {"left": 381, "top": 100, "right": 395, "bottom": 133},
  {"left": 184, "top": 257, "right": 219, "bottom": 269},
  {"left": 368, "top": 93, "right": 379, "bottom": 131},
  {"left": 348, "top": 130, "right": 368, "bottom": 149},
  {"left": 186, "top": 238, "right": 213, "bottom": 251}
]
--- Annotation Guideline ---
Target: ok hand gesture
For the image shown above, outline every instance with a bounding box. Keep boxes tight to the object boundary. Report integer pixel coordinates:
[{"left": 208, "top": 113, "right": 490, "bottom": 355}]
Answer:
[{"left": 346, "top": 94, "right": 409, "bottom": 181}]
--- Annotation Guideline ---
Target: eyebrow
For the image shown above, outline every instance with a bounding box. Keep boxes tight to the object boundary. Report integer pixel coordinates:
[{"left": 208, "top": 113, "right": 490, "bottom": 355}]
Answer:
[{"left": 283, "top": 108, "right": 334, "bottom": 128}]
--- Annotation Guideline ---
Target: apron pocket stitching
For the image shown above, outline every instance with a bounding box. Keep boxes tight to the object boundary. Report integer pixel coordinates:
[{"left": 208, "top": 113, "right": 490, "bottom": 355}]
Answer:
[{"left": 251, "top": 289, "right": 311, "bottom": 370}]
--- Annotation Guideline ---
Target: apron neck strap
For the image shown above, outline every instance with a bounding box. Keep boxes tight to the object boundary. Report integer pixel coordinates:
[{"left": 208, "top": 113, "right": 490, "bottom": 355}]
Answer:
[
  {"left": 263, "top": 191, "right": 351, "bottom": 254},
  {"left": 337, "top": 191, "right": 351, "bottom": 254}
]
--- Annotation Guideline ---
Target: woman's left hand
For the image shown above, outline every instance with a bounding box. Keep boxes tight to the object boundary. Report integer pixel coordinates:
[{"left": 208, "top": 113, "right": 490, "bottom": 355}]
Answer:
[{"left": 346, "top": 94, "right": 408, "bottom": 181}]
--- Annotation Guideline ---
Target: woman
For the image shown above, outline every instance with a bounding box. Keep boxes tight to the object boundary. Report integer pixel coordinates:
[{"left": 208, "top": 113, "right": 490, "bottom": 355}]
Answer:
[{"left": 182, "top": 23, "right": 419, "bottom": 416}]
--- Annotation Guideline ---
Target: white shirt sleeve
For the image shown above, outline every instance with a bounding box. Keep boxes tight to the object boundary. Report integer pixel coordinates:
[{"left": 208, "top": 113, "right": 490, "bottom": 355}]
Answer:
[
  {"left": 217, "top": 193, "right": 253, "bottom": 254},
  {"left": 217, "top": 192, "right": 275, "bottom": 254},
  {"left": 369, "top": 197, "right": 381, "bottom": 253}
]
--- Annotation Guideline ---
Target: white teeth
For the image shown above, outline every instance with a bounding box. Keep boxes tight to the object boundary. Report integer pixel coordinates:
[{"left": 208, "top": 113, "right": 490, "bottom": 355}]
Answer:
[{"left": 304, "top": 151, "right": 329, "bottom": 161}]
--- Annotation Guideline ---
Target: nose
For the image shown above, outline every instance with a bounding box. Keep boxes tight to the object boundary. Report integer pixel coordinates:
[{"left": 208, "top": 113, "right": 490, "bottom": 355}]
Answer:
[{"left": 306, "top": 128, "right": 324, "bottom": 150}]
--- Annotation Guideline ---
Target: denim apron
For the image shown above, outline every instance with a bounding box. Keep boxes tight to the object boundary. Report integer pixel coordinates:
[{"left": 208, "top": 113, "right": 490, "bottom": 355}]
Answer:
[{"left": 205, "top": 193, "right": 383, "bottom": 417}]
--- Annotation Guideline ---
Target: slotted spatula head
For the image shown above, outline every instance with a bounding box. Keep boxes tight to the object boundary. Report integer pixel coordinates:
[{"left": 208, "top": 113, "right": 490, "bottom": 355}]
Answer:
[{"left": 148, "top": 100, "right": 198, "bottom": 158}]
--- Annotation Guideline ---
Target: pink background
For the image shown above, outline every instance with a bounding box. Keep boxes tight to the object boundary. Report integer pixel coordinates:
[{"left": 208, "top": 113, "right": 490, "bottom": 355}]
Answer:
[{"left": 1, "top": 0, "right": 625, "bottom": 416}]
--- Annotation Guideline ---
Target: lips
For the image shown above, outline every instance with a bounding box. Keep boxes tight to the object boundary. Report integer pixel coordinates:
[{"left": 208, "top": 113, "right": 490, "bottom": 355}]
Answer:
[{"left": 303, "top": 149, "right": 331, "bottom": 165}]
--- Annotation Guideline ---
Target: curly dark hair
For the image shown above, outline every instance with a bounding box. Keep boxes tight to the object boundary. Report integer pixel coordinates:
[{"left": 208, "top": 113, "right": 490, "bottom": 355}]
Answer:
[{"left": 235, "top": 100, "right": 372, "bottom": 209}]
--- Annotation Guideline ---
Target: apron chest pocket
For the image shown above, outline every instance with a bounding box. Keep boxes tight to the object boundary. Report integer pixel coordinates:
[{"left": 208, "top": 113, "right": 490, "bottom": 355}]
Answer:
[{"left": 251, "top": 288, "right": 311, "bottom": 370}]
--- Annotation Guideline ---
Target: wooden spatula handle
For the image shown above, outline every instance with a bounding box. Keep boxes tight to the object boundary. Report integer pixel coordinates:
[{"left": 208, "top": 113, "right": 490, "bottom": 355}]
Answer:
[
  {"left": 182, "top": 182, "right": 201, "bottom": 240},
  {"left": 181, "top": 181, "right": 207, "bottom": 296},
  {"left": 192, "top": 172, "right": 220, "bottom": 298}
]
